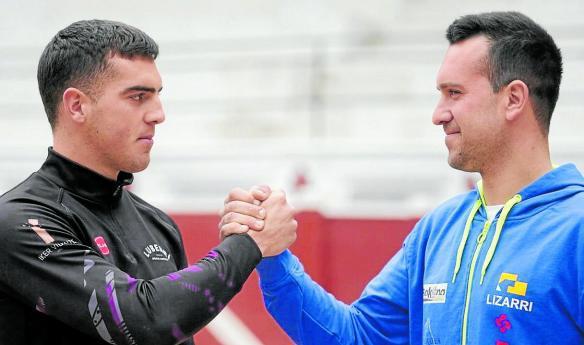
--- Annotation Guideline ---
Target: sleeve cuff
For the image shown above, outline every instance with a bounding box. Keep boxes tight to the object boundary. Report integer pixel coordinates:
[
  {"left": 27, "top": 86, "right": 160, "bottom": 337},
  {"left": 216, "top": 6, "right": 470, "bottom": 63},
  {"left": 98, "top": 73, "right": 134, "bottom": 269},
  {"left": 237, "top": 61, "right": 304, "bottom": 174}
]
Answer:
[
  {"left": 256, "top": 249, "right": 295, "bottom": 285},
  {"left": 217, "top": 234, "right": 263, "bottom": 282}
]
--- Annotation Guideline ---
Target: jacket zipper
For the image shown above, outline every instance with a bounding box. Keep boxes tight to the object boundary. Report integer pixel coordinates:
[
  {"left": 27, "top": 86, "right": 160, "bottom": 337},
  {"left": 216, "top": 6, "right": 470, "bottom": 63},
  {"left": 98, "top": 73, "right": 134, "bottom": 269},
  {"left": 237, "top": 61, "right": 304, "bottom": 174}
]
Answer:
[{"left": 461, "top": 220, "right": 491, "bottom": 345}]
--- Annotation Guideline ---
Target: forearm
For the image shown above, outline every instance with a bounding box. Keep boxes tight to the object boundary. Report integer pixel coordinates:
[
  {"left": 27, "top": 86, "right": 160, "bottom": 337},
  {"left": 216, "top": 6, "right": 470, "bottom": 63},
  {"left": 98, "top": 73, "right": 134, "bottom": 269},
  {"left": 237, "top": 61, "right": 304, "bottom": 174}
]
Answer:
[
  {"left": 96, "top": 234, "right": 261, "bottom": 344},
  {"left": 66, "top": 234, "right": 260, "bottom": 345},
  {"left": 257, "top": 249, "right": 410, "bottom": 345},
  {"left": 257, "top": 250, "right": 357, "bottom": 345}
]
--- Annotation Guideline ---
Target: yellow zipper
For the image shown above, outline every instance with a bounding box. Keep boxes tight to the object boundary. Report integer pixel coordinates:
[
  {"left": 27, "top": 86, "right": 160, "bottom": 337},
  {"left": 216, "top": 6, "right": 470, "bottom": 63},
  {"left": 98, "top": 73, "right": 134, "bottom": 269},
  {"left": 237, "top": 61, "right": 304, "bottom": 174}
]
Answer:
[{"left": 461, "top": 220, "right": 491, "bottom": 345}]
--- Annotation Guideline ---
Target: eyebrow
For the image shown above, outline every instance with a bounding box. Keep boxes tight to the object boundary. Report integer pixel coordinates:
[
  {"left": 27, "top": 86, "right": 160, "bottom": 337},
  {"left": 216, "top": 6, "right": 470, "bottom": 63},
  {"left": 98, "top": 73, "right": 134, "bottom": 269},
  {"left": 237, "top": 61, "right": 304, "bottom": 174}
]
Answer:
[
  {"left": 437, "top": 83, "right": 463, "bottom": 91},
  {"left": 123, "top": 86, "right": 163, "bottom": 94}
]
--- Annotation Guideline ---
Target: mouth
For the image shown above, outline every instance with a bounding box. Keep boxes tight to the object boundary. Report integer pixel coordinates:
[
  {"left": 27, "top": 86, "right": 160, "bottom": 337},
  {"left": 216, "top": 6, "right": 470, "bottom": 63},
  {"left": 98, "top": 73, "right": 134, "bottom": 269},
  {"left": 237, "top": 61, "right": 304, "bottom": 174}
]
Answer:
[
  {"left": 138, "top": 131, "right": 154, "bottom": 139},
  {"left": 443, "top": 126, "right": 460, "bottom": 149},
  {"left": 443, "top": 125, "right": 460, "bottom": 136},
  {"left": 138, "top": 135, "right": 154, "bottom": 145}
]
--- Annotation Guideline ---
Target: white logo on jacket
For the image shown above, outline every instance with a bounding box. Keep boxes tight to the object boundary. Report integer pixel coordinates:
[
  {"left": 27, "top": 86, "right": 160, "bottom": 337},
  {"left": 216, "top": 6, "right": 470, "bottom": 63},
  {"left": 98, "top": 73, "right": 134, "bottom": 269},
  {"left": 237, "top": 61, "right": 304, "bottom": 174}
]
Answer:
[
  {"left": 423, "top": 283, "right": 448, "bottom": 304},
  {"left": 143, "top": 243, "right": 171, "bottom": 261}
]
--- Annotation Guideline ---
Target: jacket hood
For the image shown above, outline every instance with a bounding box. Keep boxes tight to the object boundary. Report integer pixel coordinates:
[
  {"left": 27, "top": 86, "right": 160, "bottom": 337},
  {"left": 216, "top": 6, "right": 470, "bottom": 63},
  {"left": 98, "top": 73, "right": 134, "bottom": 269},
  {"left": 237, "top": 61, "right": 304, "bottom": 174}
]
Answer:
[{"left": 475, "top": 163, "right": 584, "bottom": 220}]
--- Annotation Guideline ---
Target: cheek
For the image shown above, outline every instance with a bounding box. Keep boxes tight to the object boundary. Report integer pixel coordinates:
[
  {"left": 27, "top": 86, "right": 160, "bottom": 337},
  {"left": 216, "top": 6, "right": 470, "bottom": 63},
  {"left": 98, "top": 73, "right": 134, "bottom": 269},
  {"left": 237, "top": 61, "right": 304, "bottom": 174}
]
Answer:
[{"left": 93, "top": 120, "right": 132, "bottom": 150}]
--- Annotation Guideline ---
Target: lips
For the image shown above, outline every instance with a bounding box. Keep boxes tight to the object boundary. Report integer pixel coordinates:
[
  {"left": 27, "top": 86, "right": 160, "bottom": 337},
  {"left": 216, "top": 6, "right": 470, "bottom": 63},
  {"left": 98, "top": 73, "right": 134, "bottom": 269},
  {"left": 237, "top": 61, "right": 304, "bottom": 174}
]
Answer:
[
  {"left": 443, "top": 125, "right": 460, "bottom": 148},
  {"left": 137, "top": 135, "right": 154, "bottom": 148},
  {"left": 443, "top": 125, "right": 460, "bottom": 136}
]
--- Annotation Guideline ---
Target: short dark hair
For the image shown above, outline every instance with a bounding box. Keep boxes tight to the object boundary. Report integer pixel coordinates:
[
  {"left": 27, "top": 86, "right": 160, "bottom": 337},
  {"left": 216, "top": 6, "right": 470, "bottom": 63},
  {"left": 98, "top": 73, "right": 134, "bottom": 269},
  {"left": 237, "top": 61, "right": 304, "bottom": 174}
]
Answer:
[
  {"left": 446, "top": 12, "right": 562, "bottom": 134},
  {"left": 37, "top": 19, "right": 159, "bottom": 129}
]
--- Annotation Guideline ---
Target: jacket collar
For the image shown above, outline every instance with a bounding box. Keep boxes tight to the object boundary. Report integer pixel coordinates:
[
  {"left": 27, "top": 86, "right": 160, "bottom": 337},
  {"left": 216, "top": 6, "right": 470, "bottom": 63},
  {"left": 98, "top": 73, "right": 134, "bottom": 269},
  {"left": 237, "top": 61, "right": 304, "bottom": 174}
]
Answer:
[{"left": 38, "top": 147, "right": 134, "bottom": 202}]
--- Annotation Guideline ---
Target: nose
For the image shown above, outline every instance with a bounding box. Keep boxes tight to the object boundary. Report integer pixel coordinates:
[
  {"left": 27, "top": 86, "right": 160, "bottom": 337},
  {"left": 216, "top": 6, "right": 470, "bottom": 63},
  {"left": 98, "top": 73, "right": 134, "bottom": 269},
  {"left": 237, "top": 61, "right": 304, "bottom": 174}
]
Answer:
[
  {"left": 432, "top": 99, "right": 453, "bottom": 126},
  {"left": 145, "top": 95, "right": 165, "bottom": 125}
]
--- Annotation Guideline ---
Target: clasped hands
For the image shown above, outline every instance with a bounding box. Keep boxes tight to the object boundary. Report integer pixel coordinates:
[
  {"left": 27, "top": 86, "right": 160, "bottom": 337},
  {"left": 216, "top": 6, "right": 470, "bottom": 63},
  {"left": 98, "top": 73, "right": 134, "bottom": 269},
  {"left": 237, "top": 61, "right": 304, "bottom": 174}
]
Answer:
[{"left": 218, "top": 186, "right": 297, "bottom": 257}]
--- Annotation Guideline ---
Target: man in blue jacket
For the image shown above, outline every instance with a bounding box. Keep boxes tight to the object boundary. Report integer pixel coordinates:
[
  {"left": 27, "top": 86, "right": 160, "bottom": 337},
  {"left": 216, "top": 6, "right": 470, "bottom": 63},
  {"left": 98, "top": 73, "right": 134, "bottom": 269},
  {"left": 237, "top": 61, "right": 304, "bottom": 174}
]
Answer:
[{"left": 220, "top": 11, "right": 584, "bottom": 344}]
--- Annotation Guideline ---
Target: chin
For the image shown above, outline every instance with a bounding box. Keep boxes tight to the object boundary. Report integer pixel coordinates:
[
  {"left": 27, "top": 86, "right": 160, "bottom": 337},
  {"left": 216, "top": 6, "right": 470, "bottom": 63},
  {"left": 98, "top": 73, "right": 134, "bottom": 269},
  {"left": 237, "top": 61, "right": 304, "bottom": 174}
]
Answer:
[
  {"left": 448, "top": 156, "right": 480, "bottom": 173},
  {"left": 124, "top": 159, "right": 151, "bottom": 173},
  {"left": 448, "top": 153, "right": 468, "bottom": 172}
]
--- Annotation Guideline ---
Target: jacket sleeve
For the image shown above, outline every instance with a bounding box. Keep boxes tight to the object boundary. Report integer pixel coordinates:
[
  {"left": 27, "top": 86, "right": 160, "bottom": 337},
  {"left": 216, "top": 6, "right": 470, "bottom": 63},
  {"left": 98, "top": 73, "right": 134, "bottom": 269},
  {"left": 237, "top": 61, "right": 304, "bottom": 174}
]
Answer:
[
  {"left": 0, "top": 201, "right": 261, "bottom": 345},
  {"left": 257, "top": 246, "right": 410, "bottom": 345}
]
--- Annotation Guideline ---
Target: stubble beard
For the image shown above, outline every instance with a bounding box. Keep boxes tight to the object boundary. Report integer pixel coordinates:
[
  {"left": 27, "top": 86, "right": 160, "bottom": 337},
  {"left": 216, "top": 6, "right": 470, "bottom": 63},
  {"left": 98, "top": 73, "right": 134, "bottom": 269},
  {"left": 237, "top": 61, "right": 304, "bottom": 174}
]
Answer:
[{"left": 447, "top": 143, "right": 482, "bottom": 173}]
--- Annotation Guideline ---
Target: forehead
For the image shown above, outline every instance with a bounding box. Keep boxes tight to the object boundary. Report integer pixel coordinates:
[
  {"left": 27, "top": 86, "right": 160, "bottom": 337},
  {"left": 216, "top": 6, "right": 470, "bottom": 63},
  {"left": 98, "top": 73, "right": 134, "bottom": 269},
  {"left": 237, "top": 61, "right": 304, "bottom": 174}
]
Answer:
[
  {"left": 103, "top": 55, "right": 162, "bottom": 89},
  {"left": 436, "top": 35, "right": 490, "bottom": 86}
]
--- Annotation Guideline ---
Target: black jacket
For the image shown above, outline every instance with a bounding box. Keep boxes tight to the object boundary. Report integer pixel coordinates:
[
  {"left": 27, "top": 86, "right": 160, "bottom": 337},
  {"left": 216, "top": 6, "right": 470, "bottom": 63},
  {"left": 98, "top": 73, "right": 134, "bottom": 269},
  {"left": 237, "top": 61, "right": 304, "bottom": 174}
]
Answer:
[{"left": 0, "top": 148, "right": 261, "bottom": 345}]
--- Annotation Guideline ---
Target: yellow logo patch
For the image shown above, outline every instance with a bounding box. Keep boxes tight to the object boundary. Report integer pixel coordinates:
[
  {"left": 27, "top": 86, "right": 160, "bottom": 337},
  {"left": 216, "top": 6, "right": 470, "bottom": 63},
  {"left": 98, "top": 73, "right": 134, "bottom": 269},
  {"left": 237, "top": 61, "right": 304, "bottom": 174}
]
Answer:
[{"left": 496, "top": 273, "right": 528, "bottom": 297}]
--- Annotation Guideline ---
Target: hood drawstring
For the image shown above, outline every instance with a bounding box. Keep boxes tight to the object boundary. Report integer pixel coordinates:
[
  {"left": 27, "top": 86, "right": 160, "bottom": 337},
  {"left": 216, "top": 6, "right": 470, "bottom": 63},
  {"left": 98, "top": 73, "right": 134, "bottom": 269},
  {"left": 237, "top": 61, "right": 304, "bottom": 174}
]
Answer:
[
  {"left": 452, "top": 199, "right": 482, "bottom": 283},
  {"left": 479, "top": 194, "right": 521, "bottom": 284},
  {"left": 451, "top": 181, "right": 522, "bottom": 284}
]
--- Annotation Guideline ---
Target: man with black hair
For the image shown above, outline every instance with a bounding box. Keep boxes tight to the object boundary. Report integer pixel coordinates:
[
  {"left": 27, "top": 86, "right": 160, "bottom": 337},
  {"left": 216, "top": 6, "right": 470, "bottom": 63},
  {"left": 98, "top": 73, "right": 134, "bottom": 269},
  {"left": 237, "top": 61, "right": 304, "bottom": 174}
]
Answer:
[
  {"left": 220, "top": 11, "right": 584, "bottom": 344},
  {"left": 0, "top": 20, "right": 297, "bottom": 345}
]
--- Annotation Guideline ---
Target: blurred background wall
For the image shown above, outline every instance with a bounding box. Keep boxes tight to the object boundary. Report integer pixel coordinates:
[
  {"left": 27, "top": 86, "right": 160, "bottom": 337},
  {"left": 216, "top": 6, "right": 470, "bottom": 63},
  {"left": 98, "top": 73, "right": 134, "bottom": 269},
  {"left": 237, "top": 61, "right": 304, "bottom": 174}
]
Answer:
[{"left": 1, "top": 1, "right": 583, "bottom": 344}]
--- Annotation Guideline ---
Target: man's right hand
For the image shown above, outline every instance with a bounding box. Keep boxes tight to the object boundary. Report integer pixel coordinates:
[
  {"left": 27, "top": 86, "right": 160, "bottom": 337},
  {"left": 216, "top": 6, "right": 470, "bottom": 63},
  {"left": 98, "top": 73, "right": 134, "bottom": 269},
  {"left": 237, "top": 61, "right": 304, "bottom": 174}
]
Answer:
[{"left": 219, "top": 186, "right": 297, "bottom": 257}]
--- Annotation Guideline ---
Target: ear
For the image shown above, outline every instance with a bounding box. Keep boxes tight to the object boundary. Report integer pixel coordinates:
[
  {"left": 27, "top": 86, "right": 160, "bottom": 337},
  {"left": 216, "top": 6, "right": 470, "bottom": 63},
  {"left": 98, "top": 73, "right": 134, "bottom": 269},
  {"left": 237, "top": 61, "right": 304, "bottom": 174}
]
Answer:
[
  {"left": 503, "top": 80, "right": 529, "bottom": 122},
  {"left": 62, "top": 88, "right": 91, "bottom": 123}
]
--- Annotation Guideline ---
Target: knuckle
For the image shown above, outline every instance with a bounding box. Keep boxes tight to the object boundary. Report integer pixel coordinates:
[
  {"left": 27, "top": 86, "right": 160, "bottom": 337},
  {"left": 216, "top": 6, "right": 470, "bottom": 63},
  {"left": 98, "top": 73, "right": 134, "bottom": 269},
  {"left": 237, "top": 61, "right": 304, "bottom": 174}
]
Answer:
[
  {"left": 222, "top": 222, "right": 243, "bottom": 236},
  {"left": 226, "top": 190, "right": 238, "bottom": 202},
  {"left": 222, "top": 202, "right": 233, "bottom": 213},
  {"left": 224, "top": 212, "right": 236, "bottom": 223},
  {"left": 230, "top": 222, "right": 246, "bottom": 233},
  {"left": 247, "top": 203, "right": 258, "bottom": 215},
  {"left": 219, "top": 225, "right": 230, "bottom": 237},
  {"left": 258, "top": 184, "right": 271, "bottom": 193},
  {"left": 249, "top": 216, "right": 263, "bottom": 229},
  {"left": 250, "top": 185, "right": 263, "bottom": 194},
  {"left": 226, "top": 201, "right": 251, "bottom": 215},
  {"left": 227, "top": 187, "right": 245, "bottom": 201}
]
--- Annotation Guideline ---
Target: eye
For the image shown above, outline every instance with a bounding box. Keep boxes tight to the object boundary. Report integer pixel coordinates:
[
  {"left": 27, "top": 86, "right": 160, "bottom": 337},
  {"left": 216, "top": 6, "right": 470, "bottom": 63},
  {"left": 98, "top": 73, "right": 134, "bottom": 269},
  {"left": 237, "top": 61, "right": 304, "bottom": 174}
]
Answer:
[
  {"left": 130, "top": 93, "right": 146, "bottom": 101},
  {"left": 448, "top": 89, "right": 462, "bottom": 97}
]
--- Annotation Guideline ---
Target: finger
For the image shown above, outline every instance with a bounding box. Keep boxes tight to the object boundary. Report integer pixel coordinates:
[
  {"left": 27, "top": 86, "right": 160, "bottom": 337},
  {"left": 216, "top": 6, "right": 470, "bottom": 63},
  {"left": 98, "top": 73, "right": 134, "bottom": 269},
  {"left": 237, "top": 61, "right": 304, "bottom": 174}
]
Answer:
[
  {"left": 250, "top": 185, "right": 272, "bottom": 203},
  {"left": 220, "top": 223, "right": 249, "bottom": 240},
  {"left": 223, "top": 200, "right": 266, "bottom": 220},
  {"left": 221, "top": 212, "right": 265, "bottom": 231},
  {"left": 224, "top": 187, "right": 255, "bottom": 205},
  {"left": 263, "top": 189, "right": 287, "bottom": 206}
]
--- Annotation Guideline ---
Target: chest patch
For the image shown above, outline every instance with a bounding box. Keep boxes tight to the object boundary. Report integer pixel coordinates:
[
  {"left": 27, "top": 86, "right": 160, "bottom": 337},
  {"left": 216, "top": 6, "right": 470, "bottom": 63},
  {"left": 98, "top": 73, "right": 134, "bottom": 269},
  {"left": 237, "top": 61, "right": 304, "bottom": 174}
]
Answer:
[
  {"left": 423, "top": 283, "right": 448, "bottom": 304},
  {"left": 143, "top": 243, "right": 171, "bottom": 261}
]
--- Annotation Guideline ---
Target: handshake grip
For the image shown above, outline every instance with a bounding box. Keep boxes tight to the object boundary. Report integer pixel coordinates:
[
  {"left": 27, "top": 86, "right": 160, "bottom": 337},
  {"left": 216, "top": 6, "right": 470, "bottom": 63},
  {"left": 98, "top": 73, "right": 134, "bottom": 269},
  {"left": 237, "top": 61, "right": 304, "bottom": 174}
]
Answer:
[{"left": 219, "top": 186, "right": 297, "bottom": 257}]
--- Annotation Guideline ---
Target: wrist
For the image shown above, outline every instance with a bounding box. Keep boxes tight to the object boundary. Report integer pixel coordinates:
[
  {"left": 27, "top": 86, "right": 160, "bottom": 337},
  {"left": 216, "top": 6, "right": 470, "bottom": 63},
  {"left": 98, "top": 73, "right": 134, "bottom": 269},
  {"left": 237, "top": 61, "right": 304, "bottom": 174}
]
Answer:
[{"left": 248, "top": 231, "right": 267, "bottom": 257}]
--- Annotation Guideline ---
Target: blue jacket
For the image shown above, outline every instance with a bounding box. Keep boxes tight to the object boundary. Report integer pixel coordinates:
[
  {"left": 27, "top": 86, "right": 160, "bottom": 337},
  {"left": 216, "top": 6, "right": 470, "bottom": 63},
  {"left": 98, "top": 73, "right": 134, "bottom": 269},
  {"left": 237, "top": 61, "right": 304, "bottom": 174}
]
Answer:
[{"left": 257, "top": 164, "right": 584, "bottom": 344}]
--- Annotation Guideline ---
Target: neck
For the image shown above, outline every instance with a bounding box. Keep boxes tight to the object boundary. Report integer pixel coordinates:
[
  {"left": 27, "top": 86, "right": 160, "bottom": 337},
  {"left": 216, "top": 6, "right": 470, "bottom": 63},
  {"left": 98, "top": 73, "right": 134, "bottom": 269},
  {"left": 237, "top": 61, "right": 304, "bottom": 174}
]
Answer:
[
  {"left": 53, "top": 135, "right": 118, "bottom": 180},
  {"left": 480, "top": 139, "right": 552, "bottom": 205}
]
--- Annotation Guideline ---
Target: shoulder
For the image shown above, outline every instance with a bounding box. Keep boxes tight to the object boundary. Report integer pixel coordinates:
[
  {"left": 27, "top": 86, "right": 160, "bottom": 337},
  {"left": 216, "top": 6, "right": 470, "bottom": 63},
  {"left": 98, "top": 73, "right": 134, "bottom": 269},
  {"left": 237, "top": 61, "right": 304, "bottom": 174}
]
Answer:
[
  {"left": 1, "top": 171, "right": 62, "bottom": 207},
  {"left": 0, "top": 198, "right": 74, "bottom": 262},
  {"left": 417, "top": 191, "right": 477, "bottom": 229},
  {"left": 0, "top": 172, "right": 72, "bottom": 233},
  {"left": 125, "top": 191, "right": 180, "bottom": 230},
  {"left": 404, "top": 191, "right": 477, "bottom": 247}
]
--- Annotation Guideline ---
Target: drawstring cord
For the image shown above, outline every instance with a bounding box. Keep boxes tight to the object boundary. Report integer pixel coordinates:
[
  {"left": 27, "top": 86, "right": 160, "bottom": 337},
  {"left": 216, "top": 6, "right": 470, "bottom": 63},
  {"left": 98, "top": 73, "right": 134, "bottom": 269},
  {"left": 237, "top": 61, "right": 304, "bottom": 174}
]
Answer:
[
  {"left": 452, "top": 199, "right": 481, "bottom": 283},
  {"left": 451, "top": 181, "right": 521, "bottom": 284},
  {"left": 479, "top": 194, "right": 522, "bottom": 284}
]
